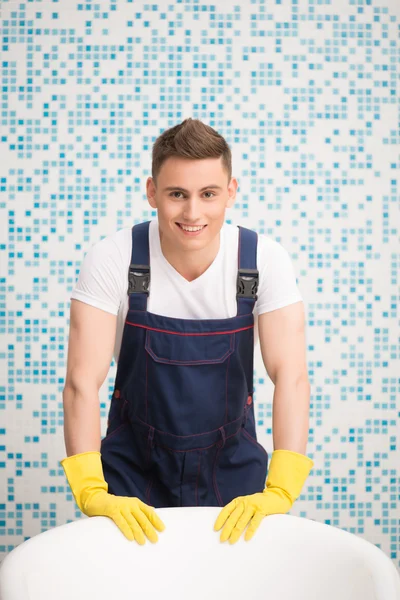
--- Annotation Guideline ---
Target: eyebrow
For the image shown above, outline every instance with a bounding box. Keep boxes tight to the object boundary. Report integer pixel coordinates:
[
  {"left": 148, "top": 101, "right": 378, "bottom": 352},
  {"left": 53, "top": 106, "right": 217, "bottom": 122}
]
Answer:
[{"left": 162, "top": 185, "right": 223, "bottom": 192}]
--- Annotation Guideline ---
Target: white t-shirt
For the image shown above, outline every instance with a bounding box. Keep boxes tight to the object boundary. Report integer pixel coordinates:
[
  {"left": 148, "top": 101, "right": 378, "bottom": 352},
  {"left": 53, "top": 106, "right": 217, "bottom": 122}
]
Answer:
[{"left": 70, "top": 218, "right": 303, "bottom": 364}]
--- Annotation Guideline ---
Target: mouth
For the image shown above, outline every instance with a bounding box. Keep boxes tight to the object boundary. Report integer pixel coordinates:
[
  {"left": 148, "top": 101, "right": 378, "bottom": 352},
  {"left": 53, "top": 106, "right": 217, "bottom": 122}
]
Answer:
[{"left": 176, "top": 222, "right": 207, "bottom": 233}]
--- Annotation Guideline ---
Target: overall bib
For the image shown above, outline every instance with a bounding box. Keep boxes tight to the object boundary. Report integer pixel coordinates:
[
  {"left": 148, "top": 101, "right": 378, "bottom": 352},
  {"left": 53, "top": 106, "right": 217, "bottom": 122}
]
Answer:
[{"left": 100, "top": 221, "right": 269, "bottom": 508}]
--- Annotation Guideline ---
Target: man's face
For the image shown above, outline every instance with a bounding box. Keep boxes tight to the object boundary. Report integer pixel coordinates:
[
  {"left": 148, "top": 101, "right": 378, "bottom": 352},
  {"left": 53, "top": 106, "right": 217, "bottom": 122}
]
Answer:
[{"left": 147, "top": 156, "right": 238, "bottom": 252}]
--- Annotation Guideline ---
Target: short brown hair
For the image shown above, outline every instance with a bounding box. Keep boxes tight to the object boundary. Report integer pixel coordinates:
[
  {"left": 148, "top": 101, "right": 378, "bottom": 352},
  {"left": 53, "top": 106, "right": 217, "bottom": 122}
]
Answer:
[{"left": 151, "top": 118, "right": 232, "bottom": 187}]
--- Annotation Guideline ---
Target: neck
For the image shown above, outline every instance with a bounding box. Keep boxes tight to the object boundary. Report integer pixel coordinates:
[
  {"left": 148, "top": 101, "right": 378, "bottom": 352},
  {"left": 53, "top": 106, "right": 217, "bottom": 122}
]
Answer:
[{"left": 159, "top": 227, "right": 221, "bottom": 282}]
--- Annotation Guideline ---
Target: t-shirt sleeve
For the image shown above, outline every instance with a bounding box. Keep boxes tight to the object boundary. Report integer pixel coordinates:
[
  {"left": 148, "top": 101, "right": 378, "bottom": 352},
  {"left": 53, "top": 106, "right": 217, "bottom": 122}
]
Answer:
[
  {"left": 70, "top": 237, "right": 125, "bottom": 315},
  {"left": 254, "top": 235, "right": 303, "bottom": 315}
]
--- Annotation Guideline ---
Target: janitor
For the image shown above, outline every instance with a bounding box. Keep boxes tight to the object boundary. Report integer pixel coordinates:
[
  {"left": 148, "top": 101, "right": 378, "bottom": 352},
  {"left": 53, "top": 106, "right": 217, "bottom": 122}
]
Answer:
[{"left": 61, "top": 118, "right": 314, "bottom": 546}]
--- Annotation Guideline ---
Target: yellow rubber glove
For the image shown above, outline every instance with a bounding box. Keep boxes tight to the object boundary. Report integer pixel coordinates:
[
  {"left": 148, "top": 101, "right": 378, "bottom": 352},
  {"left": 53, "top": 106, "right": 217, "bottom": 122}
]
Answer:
[
  {"left": 214, "top": 449, "right": 314, "bottom": 544},
  {"left": 60, "top": 451, "right": 166, "bottom": 545}
]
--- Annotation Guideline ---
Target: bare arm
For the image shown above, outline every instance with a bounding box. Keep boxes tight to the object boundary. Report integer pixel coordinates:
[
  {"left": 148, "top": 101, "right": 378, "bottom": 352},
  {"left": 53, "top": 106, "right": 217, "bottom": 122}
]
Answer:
[
  {"left": 258, "top": 301, "right": 311, "bottom": 454},
  {"left": 62, "top": 299, "right": 117, "bottom": 456}
]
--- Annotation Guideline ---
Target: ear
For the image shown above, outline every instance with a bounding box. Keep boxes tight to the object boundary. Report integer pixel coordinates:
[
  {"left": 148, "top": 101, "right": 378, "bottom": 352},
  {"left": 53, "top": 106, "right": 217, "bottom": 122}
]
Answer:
[
  {"left": 226, "top": 177, "right": 238, "bottom": 208},
  {"left": 146, "top": 177, "right": 157, "bottom": 209}
]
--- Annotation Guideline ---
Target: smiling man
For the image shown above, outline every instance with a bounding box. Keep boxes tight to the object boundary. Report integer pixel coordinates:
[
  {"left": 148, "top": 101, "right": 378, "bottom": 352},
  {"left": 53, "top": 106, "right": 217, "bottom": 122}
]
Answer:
[{"left": 60, "top": 118, "right": 314, "bottom": 546}]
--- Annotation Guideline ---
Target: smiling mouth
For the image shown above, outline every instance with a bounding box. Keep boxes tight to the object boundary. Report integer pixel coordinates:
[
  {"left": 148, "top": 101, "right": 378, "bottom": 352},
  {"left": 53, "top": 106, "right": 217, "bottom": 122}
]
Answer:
[{"left": 176, "top": 223, "right": 207, "bottom": 230}]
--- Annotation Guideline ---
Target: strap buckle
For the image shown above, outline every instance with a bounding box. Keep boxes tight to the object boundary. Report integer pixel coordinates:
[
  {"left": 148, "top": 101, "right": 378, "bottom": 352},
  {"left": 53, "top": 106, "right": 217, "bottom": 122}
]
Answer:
[
  {"left": 128, "top": 264, "right": 150, "bottom": 295},
  {"left": 236, "top": 268, "right": 259, "bottom": 300}
]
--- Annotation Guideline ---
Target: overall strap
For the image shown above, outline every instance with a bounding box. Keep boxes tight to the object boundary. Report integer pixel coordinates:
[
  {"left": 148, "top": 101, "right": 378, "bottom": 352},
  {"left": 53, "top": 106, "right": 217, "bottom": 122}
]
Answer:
[
  {"left": 127, "top": 221, "right": 259, "bottom": 316},
  {"left": 236, "top": 225, "right": 259, "bottom": 316},
  {"left": 128, "top": 221, "right": 151, "bottom": 312}
]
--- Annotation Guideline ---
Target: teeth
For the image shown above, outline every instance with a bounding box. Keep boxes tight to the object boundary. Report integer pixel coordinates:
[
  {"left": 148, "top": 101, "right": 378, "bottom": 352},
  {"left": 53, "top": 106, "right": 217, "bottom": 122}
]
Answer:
[{"left": 179, "top": 224, "right": 205, "bottom": 232}]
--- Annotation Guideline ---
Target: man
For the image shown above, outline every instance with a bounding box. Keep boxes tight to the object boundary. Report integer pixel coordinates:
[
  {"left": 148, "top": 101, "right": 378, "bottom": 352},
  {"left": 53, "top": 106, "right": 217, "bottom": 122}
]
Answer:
[{"left": 60, "top": 118, "right": 314, "bottom": 546}]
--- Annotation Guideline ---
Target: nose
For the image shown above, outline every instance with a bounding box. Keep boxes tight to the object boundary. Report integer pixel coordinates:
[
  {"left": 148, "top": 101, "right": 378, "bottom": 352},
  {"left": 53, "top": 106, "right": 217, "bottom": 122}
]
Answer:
[{"left": 182, "top": 198, "right": 202, "bottom": 222}]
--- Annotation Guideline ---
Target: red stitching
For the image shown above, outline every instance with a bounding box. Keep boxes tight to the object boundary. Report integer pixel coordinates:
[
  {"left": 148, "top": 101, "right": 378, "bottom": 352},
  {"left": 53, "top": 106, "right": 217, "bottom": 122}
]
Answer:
[
  {"left": 242, "top": 427, "right": 268, "bottom": 459},
  {"left": 133, "top": 411, "right": 243, "bottom": 439},
  {"left": 145, "top": 331, "right": 234, "bottom": 365},
  {"left": 145, "top": 349, "right": 148, "bottom": 422},
  {"left": 195, "top": 452, "right": 202, "bottom": 507},
  {"left": 133, "top": 425, "right": 243, "bottom": 453},
  {"left": 126, "top": 321, "right": 253, "bottom": 336},
  {"left": 145, "top": 475, "right": 154, "bottom": 505},
  {"left": 224, "top": 340, "right": 232, "bottom": 422},
  {"left": 213, "top": 446, "right": 224, "bottom": 506},
  {"left": 101, "top": 422, "right": 128, "bottom": 444}
]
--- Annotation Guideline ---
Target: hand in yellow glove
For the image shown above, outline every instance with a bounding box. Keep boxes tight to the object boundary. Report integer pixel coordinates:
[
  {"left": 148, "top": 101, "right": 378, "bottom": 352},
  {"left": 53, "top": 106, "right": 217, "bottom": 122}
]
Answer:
[
  {"left": 60, "top": 451, "right": 166, "bottom": 545},
  {"left": 213, "top": 449, "right": 314, "bottom": 544}
]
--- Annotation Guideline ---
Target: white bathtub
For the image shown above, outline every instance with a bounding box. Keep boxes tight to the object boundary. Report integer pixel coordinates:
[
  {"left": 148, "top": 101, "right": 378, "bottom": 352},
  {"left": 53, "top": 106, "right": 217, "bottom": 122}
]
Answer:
[{"left": 0, "top": 507, "right": 399, "bottom": 600}]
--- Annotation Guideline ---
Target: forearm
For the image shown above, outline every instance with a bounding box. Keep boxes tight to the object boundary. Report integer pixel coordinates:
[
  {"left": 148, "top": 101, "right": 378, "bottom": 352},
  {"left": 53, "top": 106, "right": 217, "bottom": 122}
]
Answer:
[
  {"left": 272, "top": 375, "right": 311, "bottom": 455},
  {"left": 62, "top": 384, "right": 101, "bottom": 456}
]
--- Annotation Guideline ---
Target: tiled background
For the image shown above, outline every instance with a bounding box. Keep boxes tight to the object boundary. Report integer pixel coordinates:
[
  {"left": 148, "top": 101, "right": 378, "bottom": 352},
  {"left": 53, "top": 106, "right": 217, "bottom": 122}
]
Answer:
[{"left": 1, "top": 0, "right": 399, "bottom": 572}]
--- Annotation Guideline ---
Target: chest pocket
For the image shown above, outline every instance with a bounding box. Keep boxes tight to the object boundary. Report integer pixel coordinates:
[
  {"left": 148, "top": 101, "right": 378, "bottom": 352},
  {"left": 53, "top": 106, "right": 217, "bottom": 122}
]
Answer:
[{"left": 145, "top": 329, "right": 235, "bottom": 366}]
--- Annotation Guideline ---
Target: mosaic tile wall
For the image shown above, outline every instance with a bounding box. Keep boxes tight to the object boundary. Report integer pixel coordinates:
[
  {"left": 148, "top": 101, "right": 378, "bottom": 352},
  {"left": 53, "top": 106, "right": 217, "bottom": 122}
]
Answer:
[{"left": 1, "top": 0, "right": 399, "bottom": 573}]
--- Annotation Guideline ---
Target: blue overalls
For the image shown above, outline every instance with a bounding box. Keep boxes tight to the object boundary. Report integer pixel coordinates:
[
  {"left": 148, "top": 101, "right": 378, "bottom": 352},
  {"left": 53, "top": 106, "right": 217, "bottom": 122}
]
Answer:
[{"left": 100, "top": 220, "right": 269, "bottom": 508}]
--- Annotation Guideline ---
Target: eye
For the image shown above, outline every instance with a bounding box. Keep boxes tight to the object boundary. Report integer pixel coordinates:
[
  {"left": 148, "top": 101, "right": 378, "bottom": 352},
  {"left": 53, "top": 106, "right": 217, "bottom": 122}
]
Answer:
[{"left": 169, "top": 191, "right": 216, "bottom": 198}]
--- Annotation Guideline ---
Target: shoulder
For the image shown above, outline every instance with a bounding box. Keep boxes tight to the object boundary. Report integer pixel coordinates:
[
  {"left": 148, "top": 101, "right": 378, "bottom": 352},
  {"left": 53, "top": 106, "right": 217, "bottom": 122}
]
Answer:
[
  {"left": 70, "top": 227, "right": 132, "bottom": 315},
  {"left": 84, "top": 226, "right": 131, "bottom": 269},
  {"left": 94, "top": 226, "right": 131, "bottom": 253},
  {"left": 256, "top": 231, "right": 294, "bottom": 263},
  {"left": 223, "top": 223, "right": 291, "bottom": 262},
  {"left": 233, "top": 227, "right": 303, "bottom": 315}
]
